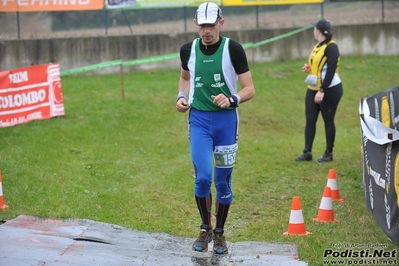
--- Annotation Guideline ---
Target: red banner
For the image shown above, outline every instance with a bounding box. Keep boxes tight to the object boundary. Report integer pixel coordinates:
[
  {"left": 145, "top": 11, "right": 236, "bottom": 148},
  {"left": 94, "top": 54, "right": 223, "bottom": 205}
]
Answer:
[
  {"left": 0, "top": 63, "right": 65, "bottom": 128},
  {"left": 0, "top": 0, "right": 103, "bottom": 12}
]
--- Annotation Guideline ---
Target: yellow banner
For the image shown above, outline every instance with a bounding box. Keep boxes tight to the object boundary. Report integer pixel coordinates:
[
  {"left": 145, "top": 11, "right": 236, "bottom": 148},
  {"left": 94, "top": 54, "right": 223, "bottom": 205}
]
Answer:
[
  {"left": 222, "top": 0, "right": 324, "bottom": 6},
  {"left": 0, "top": 0, "right": 104, "bottom": 12}
]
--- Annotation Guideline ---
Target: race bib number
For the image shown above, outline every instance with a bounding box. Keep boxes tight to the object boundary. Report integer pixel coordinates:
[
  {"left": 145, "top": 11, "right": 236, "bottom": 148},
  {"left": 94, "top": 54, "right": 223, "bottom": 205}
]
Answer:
[{"left": 214, "top": 143, "right": 238, "bottom": 168}]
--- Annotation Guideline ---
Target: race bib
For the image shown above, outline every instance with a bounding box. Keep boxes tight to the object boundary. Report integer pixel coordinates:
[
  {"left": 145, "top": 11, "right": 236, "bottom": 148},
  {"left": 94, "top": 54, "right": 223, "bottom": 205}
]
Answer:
[
  {"left": 304, "top": 75, "right": 317, "bottom": 87},
  {"left": 214, "top": 143, "right": 238, "bottom": 168}
]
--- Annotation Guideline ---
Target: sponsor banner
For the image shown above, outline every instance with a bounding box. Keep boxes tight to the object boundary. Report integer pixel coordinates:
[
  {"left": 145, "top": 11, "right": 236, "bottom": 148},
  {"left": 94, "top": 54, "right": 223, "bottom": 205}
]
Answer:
[
  {"left": 359, "top": 86, "right": 399, "bottom": 246},
  {"left": 361, "top": 86, "right": 399, "bottom": 131},
  {"left": 105, "top": 0, "right": 321, "bottom": 9},
  {"left": 105, "top": 0, "right": 221, "bottom": 9},
  {"left": 1, "top": 0, "right": 321, "bottom": 11},
  {"left": 1, "top": 0, "right": 103, "bottom": 12},
  {"left": 0, "top": 63, "right": 65, "bottom": 128},
  {"left": 222, "top": 0, "right": 324, "bottom": 6}
]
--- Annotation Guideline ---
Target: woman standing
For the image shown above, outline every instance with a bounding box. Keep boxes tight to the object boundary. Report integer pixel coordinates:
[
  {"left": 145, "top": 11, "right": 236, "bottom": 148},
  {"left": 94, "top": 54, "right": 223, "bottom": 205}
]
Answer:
[{"left": 295, "top": 19, "right": 343, "bottom": 162}]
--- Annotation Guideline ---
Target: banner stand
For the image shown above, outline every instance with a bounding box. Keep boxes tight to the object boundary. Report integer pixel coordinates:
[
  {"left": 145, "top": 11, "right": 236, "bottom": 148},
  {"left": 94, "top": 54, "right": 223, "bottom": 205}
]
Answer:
[{"left": 359, "top": 86, "right": 399, "bottom": 246}]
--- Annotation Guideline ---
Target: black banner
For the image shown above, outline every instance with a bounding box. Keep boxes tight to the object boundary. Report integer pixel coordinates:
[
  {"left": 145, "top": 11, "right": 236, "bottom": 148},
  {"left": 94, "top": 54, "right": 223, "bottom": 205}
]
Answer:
[
  {"left": 363, "top": 86, "right": 399, "bottom": 130},
  {"left": 360, "top": 86, "right": 399, "bottom": 246}
]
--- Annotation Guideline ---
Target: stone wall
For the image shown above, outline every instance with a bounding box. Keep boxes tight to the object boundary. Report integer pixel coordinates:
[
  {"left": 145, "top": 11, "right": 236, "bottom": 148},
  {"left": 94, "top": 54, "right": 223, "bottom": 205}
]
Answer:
[{"left": 1, "top": 23, "right": 398, "bottom": 74}]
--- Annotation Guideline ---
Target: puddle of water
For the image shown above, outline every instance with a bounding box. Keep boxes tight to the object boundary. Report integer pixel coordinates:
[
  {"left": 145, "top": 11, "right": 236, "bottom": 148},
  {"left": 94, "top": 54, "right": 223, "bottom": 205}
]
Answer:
[{"left": 0, "top": 215, "right": 307, "bottom": 266}]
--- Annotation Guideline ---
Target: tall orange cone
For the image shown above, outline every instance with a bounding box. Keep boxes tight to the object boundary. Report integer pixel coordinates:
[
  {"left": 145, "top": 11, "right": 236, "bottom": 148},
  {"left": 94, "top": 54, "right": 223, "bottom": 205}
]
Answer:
[
  {"left": 326, "top": 169, "right": 344, "bottom": 202},
  {"left": 313, "top": 186, "right": 338, "bottom": 223},
  {"left": 283, "top": 196, "right": 311, "bottom": 236},
  {"left": 0, "top": 170, "right": 9, "bottom": 210}
]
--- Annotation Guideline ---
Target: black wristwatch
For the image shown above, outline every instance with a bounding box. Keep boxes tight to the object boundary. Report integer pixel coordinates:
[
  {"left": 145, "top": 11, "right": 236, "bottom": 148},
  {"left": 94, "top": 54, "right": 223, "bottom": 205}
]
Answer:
[
  {"left": 319, "top": 88, "right": 325, "bottom": 93},
  {"left": 228, "top": 95, "right": 238, "bottom": 107}
]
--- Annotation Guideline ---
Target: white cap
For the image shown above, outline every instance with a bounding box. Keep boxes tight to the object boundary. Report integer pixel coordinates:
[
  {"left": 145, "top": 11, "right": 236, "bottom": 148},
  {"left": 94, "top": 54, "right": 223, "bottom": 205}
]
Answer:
[{"left": 195, "top": 2, "right": 222, "bottom": 26}]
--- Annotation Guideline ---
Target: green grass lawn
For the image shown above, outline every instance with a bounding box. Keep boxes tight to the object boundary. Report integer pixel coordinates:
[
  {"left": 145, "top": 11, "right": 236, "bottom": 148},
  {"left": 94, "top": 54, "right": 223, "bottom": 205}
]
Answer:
[{"left": 1, "top": 55, "right": 398, "bottom": 265}]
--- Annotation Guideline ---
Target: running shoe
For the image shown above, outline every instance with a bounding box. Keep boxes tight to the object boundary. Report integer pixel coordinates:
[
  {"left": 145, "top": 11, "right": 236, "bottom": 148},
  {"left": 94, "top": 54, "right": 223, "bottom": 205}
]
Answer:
[
  {"left": 318, "top": 150, "right": 333, "bottom": 162},
  {"left": 192, "top": 225, "right": 212, "bottom": 252},
  {"left": 295, "top": 149, "right": 312, "bottom": 161},
  {"left": 213, "top": 229, "right": 228, "bottom": 254}
]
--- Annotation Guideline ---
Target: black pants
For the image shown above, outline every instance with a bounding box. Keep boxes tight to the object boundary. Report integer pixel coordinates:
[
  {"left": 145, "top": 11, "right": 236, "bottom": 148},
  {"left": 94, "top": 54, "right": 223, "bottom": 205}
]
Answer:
[{"left": 304, "top": 83, "right": 343, "bottom": 153}]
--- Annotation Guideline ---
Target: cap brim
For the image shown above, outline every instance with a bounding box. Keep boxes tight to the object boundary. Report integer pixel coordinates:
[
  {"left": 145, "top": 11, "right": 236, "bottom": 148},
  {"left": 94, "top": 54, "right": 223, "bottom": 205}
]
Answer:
[
  {"left": 197, "top": 18, "right": 219, "bottom": 26},
  {"left": 311, "top": 22, "right": 317, "bottom": 26}
]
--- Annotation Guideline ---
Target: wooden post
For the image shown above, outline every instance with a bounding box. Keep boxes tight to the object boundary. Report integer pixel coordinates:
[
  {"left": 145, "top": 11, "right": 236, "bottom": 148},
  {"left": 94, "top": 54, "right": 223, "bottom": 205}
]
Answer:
[{"left": 120, "top": 62, "right": 125, "bottom": 100}]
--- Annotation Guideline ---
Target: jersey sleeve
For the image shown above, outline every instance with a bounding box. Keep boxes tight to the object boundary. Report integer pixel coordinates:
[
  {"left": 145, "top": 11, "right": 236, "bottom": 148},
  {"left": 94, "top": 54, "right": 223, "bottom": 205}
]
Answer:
[
  {"left": 322, "top": 42, "right": 340, "bottom": 89},
  {"left": 229, "top": 39, "right": 250, "bottom": 75},
  {"left": 180, "top": 41, "right": 193, "bottom": 71}
]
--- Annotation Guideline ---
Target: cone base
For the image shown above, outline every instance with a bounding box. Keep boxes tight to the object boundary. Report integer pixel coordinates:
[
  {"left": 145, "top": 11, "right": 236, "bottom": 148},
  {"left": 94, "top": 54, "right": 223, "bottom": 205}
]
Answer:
[
  {"left": 0, "top": 204, "right": 9, "bottom": 210},
  {"left": 283, "top": 230, "right": 312, "bottom": 236},
  {"left": 283, "top": 224, "right": 312, "bottom": 236}
]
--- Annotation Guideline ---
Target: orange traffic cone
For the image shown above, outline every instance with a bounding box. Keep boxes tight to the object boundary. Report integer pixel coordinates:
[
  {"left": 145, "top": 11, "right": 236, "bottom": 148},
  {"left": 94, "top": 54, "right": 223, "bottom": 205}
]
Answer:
[
  {"left": 283, "top": 196, "right": 311, "bottom": 236},
  {"left": 0, "top": 170, "right": 9, "bottom": 210},
  {"left": 326, "top": 169, "right": 344, "bottom": 202},
  {"left": 313, "top": 186, "right": 338, "bottom": 223}
]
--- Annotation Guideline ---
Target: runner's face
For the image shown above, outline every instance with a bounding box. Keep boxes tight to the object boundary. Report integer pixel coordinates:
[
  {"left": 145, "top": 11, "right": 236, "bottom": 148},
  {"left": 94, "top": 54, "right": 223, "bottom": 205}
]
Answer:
[{"left": 196, "top": 19, "right": 224, "bottom": 46}]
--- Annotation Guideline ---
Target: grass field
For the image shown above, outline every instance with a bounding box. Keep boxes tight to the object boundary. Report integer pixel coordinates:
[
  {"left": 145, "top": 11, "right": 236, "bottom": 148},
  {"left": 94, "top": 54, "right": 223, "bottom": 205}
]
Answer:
[{"left": 0, "top": 55, "right": 398, "bottom": 265}]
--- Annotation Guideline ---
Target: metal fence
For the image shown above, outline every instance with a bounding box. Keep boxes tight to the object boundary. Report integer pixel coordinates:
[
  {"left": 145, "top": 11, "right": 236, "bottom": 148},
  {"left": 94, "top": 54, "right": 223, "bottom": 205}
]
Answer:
[{"left": 1, "top": 0, "right": 398, "bottom": 40}]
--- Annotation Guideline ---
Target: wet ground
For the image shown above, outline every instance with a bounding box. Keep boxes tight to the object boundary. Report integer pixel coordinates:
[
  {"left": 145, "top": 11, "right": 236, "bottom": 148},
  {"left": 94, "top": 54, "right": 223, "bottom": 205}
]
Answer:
[{"left": 0, "top": 215, "right": 308, "bottom": 265}]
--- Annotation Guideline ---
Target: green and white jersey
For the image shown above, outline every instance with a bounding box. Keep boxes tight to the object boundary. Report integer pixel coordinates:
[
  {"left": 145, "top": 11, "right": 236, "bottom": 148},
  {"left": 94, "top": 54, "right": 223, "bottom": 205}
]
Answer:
[{"left": 187, "top": 37, "right": 238, "bottom": 111}]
